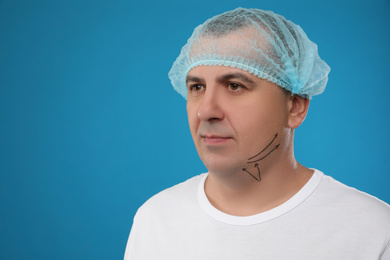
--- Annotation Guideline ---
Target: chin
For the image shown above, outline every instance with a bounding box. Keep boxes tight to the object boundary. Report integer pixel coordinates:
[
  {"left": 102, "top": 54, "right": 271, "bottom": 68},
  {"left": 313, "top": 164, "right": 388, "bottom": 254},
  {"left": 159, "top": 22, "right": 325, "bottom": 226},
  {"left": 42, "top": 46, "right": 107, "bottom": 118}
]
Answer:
[{"left": 203, "top": 158, "right": 242, "bottom": 176}]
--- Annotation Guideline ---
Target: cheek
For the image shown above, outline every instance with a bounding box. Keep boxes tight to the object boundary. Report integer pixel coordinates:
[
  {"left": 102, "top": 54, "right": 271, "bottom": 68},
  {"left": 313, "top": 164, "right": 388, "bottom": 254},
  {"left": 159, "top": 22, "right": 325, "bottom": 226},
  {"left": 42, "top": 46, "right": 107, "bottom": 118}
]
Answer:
[
  {"left": 237, "top": 115, "right": 271, "bottom": 138},
  {"left": 186, "top": 105, "right": 199, "bottom": 135},
  {"left": 234, "top": 103, "right": 274, "bottom": 129},
  {"left": 232, "top": 102, "right": 285, "bottom": 142}
]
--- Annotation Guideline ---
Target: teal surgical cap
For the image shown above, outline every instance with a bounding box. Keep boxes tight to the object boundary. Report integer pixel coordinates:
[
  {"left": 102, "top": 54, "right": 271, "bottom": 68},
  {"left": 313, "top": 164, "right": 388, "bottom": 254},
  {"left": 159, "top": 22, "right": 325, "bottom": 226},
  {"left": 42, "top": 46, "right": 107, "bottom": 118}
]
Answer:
[{"left": 168, "top": 7, "right": 330, "bottom": 99}]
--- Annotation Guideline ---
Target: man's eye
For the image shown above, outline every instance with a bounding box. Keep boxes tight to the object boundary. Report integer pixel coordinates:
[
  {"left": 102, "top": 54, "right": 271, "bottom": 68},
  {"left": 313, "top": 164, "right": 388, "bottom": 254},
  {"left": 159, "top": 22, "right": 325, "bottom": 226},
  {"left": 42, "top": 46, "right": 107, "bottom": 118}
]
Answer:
[
  {"left": 190, "top": 84, "right": 204, "bottom": 92},
  {"left": 227, "top": 83, "right": 243, "bottom": 91}
]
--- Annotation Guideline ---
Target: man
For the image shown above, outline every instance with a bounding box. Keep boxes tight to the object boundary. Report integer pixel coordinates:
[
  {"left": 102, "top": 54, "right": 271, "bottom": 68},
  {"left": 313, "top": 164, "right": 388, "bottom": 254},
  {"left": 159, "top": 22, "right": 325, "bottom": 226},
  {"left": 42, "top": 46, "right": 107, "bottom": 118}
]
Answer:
[{"left": 124, "top": 8, "right": 390, "bottom": 259}]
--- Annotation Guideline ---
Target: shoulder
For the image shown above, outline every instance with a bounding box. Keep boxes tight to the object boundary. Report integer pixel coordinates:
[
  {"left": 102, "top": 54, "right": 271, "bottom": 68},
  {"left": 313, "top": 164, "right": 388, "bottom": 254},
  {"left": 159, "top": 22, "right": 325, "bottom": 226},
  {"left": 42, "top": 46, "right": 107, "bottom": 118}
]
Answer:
[
  {"left": 316, "top": 172, "right": 390, "bottom": 224},
  {"left": 134, "top": 173, "right": 206, "bottom": 219}
]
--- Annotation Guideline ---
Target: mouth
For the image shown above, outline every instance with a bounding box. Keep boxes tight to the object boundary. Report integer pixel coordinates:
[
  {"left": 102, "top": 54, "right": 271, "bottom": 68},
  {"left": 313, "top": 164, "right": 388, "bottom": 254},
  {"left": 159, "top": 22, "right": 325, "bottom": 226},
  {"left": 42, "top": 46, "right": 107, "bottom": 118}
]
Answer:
[{"left": 201, "top": 134, "right": 232, "bottom": 144}]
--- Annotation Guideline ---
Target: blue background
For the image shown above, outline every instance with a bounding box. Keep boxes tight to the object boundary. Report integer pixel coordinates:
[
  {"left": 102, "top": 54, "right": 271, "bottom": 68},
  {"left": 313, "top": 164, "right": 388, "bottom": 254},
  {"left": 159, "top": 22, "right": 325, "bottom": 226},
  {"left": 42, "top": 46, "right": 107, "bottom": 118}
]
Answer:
[{"left": 1, "top": 0, "right": 389, "bottom": 259}]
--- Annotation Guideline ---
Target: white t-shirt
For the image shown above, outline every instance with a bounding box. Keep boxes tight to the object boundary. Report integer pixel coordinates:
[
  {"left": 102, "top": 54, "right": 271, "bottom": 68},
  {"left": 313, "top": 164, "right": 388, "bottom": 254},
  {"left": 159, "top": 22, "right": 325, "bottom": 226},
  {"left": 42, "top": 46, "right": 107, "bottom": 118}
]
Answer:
[{"left": 124, "top": 170, "right": 390, "bottom": 259}]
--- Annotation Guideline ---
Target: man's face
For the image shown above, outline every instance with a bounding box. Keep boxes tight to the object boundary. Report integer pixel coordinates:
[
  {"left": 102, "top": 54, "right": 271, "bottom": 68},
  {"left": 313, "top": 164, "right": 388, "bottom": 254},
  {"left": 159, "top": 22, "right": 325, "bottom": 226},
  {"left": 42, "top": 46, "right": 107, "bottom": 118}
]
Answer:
[{"left": 186, "top": 66, "right": 291, "bottom": 177}]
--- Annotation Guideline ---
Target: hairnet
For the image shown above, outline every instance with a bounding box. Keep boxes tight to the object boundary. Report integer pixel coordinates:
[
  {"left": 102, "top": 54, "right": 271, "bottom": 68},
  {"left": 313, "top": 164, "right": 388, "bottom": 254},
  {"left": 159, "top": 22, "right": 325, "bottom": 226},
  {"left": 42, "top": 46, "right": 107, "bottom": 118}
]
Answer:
[{"left": 168, "top": 7, "right": 330, "bottom": 99}]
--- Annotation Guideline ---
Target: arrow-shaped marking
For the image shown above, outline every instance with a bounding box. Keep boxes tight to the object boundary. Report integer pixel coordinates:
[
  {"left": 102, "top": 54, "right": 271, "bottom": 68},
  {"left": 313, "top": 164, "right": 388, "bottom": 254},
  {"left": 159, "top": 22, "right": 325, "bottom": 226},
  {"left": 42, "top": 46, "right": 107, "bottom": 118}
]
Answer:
[
  {"left": 248, "top": 144, "right": 280, "bottom": 164},
  {"left": 242, "top": 163, "right": 261, "bottom": 182},
  {"left": 248, "top": 133, "right": 278, "bottom": 161}
]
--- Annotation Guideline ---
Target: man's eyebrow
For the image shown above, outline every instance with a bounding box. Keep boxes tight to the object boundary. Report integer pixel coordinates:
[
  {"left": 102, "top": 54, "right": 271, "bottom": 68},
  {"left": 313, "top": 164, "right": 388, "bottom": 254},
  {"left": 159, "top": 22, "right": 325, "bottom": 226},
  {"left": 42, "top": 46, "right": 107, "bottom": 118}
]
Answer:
[
  {"left": 186, "top": 75, "right": 204, "bottom": 84},
  {"left": 186, "top": 72, "right": 256, "bottom": 85},
  {"left": 217, "top": 72, "right": 255, "bottom": 84}
]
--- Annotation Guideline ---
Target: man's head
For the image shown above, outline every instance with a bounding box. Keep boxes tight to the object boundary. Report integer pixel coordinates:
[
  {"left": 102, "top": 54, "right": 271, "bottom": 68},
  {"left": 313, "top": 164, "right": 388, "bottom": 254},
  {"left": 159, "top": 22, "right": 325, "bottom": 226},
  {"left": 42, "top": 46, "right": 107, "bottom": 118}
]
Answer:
[{"left": 169, "top": 8, "right": 329, "bottom": 178}]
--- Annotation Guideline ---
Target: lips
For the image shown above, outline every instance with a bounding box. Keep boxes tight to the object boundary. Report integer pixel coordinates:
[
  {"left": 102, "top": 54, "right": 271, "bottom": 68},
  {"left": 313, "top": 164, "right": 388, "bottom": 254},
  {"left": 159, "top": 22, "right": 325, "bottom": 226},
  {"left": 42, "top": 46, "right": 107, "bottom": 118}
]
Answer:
[{"left": 201, "top": 134, "right": 231, "bottom": 144}]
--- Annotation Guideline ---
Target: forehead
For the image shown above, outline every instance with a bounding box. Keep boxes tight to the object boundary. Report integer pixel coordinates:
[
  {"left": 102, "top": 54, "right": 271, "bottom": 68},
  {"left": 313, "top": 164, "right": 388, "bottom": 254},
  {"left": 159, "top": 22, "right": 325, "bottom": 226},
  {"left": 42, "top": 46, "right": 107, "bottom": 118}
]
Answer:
[
  {"left": 186, "top": 65, "right": 281, "bottom": 93},
  {"left": 187, "top": 66, "right": 256, "bottom": 81}
]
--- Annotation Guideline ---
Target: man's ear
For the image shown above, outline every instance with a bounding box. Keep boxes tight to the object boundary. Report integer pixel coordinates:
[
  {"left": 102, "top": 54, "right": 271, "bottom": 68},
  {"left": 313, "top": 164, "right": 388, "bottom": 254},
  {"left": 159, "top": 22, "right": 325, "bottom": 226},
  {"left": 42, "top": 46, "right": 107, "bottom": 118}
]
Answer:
[{"left": 287, "top": 95, "right": 310, "bottom": 129}]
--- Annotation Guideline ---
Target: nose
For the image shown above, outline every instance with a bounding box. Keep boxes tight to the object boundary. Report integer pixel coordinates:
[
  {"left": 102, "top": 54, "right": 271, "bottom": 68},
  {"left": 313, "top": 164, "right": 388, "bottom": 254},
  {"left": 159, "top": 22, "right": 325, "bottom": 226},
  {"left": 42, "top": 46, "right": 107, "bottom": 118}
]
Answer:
[{"left": 197, "top": 87, "right": 224, "bottom": 122}]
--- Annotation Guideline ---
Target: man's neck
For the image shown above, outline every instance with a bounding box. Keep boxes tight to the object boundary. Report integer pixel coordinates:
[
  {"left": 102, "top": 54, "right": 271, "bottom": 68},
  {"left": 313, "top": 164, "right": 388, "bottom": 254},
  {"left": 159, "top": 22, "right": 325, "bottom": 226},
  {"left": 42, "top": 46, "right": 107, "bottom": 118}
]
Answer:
[{"left": 204, "top": 163, "right": 314, "bottom": 216}]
